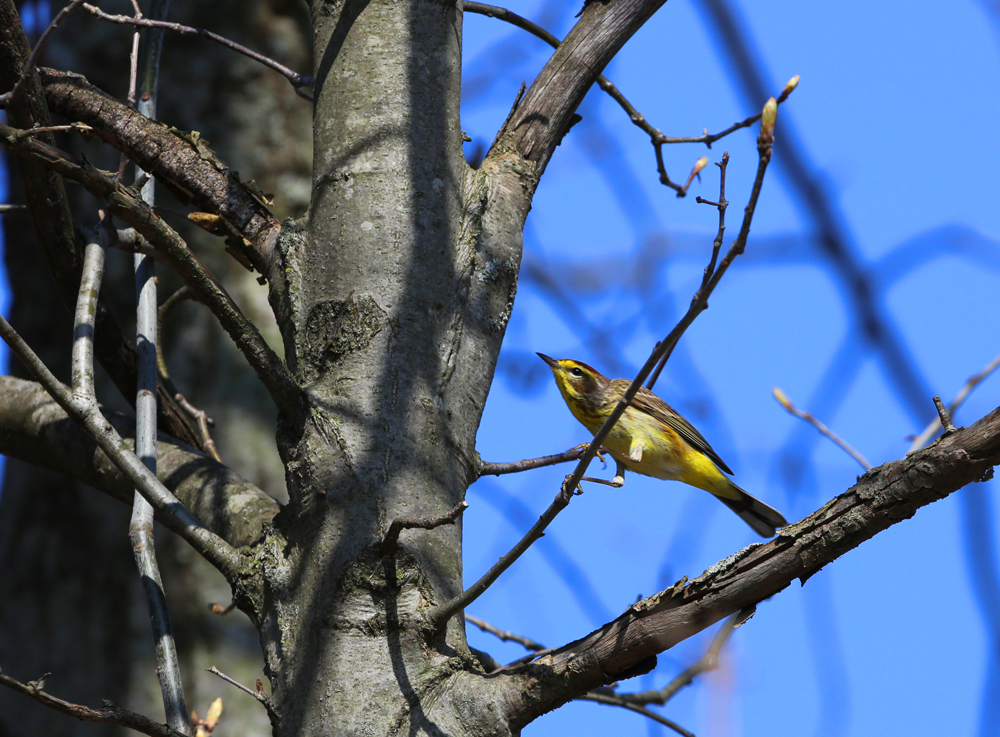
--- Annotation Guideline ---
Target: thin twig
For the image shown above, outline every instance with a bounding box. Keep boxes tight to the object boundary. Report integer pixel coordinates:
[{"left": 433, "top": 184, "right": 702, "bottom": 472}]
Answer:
[
  {"left": 156, "top": 285, "right": 194, "bottom": 380},
  {"left": 428, "top": 106, "right": 779, "bottom": 630},
  {"left": 620, "top": 606, "right": 753, "bottom": 705},
  {"left": 465, "top": 614, "right": 546, "bottom": 652},
  {"left": 908, "top": 352, "right": 1000, "bottom": 451},
  {"left": 81, "top": 3, "right": 313, "bottom": 97},
  {"left": 648, "top": 152, "right": 730, "bottom": 389},
  {"left": 380, "top": 502, "right": 468, "bottom": 556},
  {"left": 206, "top": 667, "right": 271, "bottom": 709},
  {"left": 174, "top": 393, "right": 222, "bottom": 461},
  {"left": 7, "top": 123, "right": 93, "bottom": 138},
  {"left": 154, "top": 286, "right": 222, "bottom": 461},
  {"left": 464, "top": 3, "right": 797, "bottom": 194},
  {"left": 0, "top": 668, "right": 187, "bottom": 737},
  {"left": 772, "top": 387, "right": 871, "bottom": 471},
  {"left": 933, "top": 396, "right": 956, "bottom": 435},
  {"left": 0, "top": 204, "right": 29, "bottom": 213},
  {"left": 0, "top": 312, "right": 242, "bottom": 578},
  {"left": 574, "top": 693, "right": 694, "bottom": 737},
  {"left": 0, "top": 0, "right": 87, "bottom": 106},
  {"left": 477, "top": 444, "right": 589, "bottom": 477}
]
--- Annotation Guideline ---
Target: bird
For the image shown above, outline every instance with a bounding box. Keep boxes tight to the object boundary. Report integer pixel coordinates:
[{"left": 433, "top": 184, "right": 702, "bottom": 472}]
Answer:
[{"left": 538, "top": 353, "right": 788, "bottom": 537}]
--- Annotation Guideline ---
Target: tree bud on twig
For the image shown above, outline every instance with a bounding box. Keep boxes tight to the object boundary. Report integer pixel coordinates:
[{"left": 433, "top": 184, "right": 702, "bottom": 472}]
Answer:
[
  {"left": 778, "top": 75, "right": 799, "bottom": 102},
  {"left": 772, "top": 386, "right": 793, "bottom": 411},
  {"left": 760, "top": 97, "right": 778, "bottom": 138}
]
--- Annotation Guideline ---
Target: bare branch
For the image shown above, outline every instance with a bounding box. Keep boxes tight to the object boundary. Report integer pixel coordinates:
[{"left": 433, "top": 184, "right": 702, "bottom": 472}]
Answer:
[
  {"left": 39, "top": 68, "right": 284, "bottom": 284},
  {"left": 71, "top": 219, "right": 109, "bottom": 402},
  {"left": 573, "top": 693, "right": 694, "bottom": 737},
  {"left": 496, "top": 403, "right": 1000, "bottom": 727},
  {"left": 0, "top": 375, "right": 279, "bottom": 548},
  {"left": 909, "top": 352, "right": 1000, "bottom": 451},
  {"left": 0, "top": 315, "right": 242, "bottom": 579},
  {"left": 380, "top": 502, "right": 468, "bottom": 556},
  {"left": 0, "top": 121, "right": 304, "bottom": 420},
  {"left": 477, "top": 444, "right": 589, "bottom": 477},
  {"left": 465, "top": 614, "right": 545, "bottom": 652},
  {"left": 772, "top": 387, "right": 871, "bottom": 470},
  {"left": 0, "top": 667, "right": 187, "bottom": 737},
  {"left": 81, "top": 3, "right": 313, "bottom": 96},
  {"left": 468, "top": 2, "right": 795, "bottom": 193},
  {"left": 492, "top": 0, "right": 669, "bottom": 175},
  {"left": 130, "top": 7, "right": 194, "bottom": 726},
  {"left": 206, "top": 667, "right": 273, "bottom": 713}
]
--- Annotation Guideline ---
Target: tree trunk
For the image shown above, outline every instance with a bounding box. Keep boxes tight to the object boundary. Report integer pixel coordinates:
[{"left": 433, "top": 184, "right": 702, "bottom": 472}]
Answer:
[{"left": 250, "top": 1, "right": 516, "bottom": 733}]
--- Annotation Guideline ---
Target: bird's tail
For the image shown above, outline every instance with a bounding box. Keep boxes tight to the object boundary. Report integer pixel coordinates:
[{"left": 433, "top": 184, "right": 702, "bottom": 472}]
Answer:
[{"left": 716, "top": 481, "right": 788, "bottom": 538}]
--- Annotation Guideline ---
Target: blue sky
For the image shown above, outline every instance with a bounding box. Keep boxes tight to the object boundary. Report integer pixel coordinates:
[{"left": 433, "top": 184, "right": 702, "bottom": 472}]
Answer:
[{"left": 460, "top": 1, "right": 1000, "bottom": 736}]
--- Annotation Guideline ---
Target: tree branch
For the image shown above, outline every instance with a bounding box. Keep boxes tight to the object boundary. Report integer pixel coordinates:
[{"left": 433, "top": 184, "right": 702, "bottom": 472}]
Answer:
[
  {"left": 489, "top": 0, "right": 668, "bottom": 177},
  {"left": 0, "top": 375, "right": 279, "bottom": 548},
  {"left": 773, "top": 386, "right": 871, "bottom": 470},
  {"left": 80, "top": 4, "right": 313, "bottom": 97},
  {"left": 0, "top": 5, "right": 203, "bottom": 447},
  {"left": 909, "top": 351, "right": 1000, "bottom": 451},
  {"left": 38, "top": 68, "right": 284, "bottom": 285},
  {"left": 0, "top": 318, "right": 243, "bottom": 578},
  {"left": 0, "top": 121, "right": 304, "bottom": 419},
  {"left": 0, "top": 668, "right": 187, "bottom": 737},
  {"left": 466, "top": 2, "right": 796, "bottom": 195},
  {"left": 477, "top": 444, "right": 589, "bottom": 477},
  {"left": 497, "top": 402, "right": 1000, "bottom": 728},
  {"left": 433, "top": 121, "right": 775, "bottom": 630}
]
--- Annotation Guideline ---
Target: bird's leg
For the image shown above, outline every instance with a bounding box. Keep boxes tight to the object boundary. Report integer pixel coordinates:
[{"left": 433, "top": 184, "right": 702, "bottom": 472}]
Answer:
[{"left": 581, "top": 460, "right": 625, "bottom": 488}]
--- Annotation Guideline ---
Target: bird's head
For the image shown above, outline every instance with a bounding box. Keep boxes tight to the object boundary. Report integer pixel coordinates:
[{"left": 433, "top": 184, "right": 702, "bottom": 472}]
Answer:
[{"left": 537, "top": 353, "right": 609, "bottom": 406}]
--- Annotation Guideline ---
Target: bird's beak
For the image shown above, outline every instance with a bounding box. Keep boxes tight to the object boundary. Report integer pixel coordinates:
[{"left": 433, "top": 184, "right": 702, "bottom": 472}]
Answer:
[{"left": 536, "top": 353, "right": 558, "bottom": 368}]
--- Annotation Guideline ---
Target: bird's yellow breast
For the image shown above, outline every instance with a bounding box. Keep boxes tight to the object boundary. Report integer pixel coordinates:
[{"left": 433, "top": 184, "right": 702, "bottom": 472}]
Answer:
[{"left": 584, "top": 406, "right": 730, "bottom": 493}]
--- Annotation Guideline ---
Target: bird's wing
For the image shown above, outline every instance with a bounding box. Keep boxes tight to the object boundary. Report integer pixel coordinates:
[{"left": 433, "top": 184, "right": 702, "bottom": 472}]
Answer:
[{"left": 631, "top": 386, "right": 734, "bottom": 475}]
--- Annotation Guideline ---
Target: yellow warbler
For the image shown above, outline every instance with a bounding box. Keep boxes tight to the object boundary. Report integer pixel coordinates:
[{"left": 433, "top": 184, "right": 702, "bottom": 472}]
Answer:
[{"left": 539, "top": 353, "right": 787, "bottom": 537}]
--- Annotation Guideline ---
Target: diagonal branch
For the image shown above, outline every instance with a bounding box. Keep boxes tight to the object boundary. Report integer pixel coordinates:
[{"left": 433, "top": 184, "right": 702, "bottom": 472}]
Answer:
[
  {"left": 0, "top": 668, "right": 187, "bottom": 737},
  {"left": 0, "top": 375, "right": 279, "bottom": 548},
  {"left": 0, "top": 313, "right": 243, "bottom": 579},
  {"left": 38, "top": 68, "right": 284, "bottom": 286},
  {"left": 432, "top": 114, "right": 776, "bottom": 630},
  {"left": 495, "top": 402, "right": 1000, "bottom": 728},
  {"left": 0, "top": 122, "right": 303, "bottom": 419},
  {"left": 486, "top": 0, "right": 668, "bottom": 177}
]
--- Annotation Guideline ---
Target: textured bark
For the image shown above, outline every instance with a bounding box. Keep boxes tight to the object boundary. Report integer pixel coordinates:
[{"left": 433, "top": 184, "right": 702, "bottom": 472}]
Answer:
[
  {"left": 0, "top": 376, "right": 278, "bottom": 547},
  {"left": 40, "top": 68, "right": 284, "bottom": 287}
]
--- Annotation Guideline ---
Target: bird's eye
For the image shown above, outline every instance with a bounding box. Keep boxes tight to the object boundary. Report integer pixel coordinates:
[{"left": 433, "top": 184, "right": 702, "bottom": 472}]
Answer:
[{"left": 570, "top": 367, "right": 584, "bottom": 377}]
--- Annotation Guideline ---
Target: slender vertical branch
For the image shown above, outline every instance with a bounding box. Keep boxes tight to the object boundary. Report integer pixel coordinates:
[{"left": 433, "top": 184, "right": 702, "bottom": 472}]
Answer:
[
  {"left": 129, "top": 3, "right": 191, "bottom": 732},
  {"left": 71, "top": 221, "right": 109, "bottom": 402}
]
